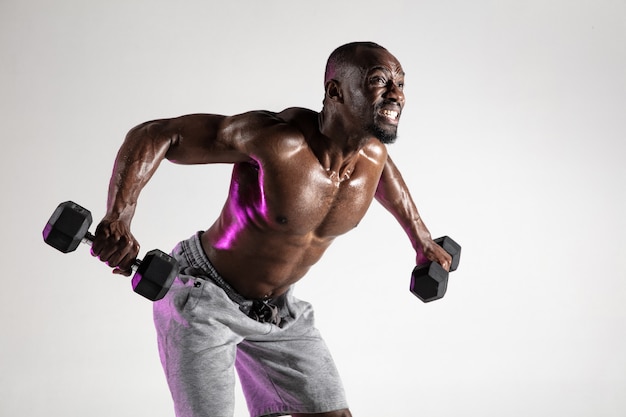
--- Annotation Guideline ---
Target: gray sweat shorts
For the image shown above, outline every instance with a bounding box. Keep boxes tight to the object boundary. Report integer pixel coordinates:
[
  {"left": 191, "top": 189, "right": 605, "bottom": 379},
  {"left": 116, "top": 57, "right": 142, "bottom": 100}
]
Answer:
[{"left": 153, "top": 233, "right": 349, "bottom": 417}]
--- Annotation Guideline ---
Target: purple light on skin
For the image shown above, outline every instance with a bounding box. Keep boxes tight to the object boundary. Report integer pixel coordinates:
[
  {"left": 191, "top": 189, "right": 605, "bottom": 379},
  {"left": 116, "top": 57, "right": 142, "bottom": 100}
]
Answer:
[
  {"left": 214, "top": 205, "right": 243, "bottom": 250},
  {"left": 214, "top": 164, "right": 268, "bottom": 250},
  {"left": 325, "top": 62, "right": 337, "bottom": 81},
  {"left": 255, "top": 164, "right": 268, "bottom": 217}
]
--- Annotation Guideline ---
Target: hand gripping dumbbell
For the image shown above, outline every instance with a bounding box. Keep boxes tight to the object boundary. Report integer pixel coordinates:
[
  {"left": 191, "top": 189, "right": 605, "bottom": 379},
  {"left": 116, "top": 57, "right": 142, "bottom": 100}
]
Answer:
[
  {"left": 410, "top": 236, "right": 461, "bottom": 303},
  {"left": 42, "top": 201, "right": 178, "bottom": 301}
]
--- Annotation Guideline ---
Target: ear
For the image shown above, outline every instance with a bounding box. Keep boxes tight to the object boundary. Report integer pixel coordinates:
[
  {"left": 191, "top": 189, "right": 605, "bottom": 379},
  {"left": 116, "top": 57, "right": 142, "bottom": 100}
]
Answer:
[{"left": 325, "top": 79, "right": 343, "bottom": 103}]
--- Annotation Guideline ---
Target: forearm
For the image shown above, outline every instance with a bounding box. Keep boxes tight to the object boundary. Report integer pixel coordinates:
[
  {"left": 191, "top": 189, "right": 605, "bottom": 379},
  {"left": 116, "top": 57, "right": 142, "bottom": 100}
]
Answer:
[
  {"left": 105, "top": 120, "right": 173, "bottom": 222},
  {"left": 375, "top": 155, "right": 453, "bottom": 269},
  {"left": 376, "top": 180, "right": 431, "bottom": 252},
  {"left": 401, "top": 209, "right": 432, "bottom": 254}
]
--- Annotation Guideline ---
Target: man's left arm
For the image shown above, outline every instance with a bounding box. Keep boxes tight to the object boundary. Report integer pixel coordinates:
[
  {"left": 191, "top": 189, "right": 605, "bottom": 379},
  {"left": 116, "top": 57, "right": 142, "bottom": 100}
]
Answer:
[{"left": 374, "top": 155, "right": 452, "bottom": 270}]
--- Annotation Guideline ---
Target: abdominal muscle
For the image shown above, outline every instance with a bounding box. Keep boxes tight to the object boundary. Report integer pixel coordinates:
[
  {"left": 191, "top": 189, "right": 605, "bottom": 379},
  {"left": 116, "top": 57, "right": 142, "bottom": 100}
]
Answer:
[{"left": 201, "top": 221, "right": 334, "bottom": 299}]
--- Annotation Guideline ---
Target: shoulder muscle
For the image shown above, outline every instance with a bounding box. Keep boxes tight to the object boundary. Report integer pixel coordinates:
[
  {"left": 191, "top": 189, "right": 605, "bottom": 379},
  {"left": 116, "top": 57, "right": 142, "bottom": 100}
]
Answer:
[{"left": 162, "top": 111, "right": 301, "bottom": 165}]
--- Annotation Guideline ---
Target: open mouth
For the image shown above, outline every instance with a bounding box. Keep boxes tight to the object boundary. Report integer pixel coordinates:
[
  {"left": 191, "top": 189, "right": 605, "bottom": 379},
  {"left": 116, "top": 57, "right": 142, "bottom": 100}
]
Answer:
[{"left": 378, "top": 108, "right": 400, "bottom": 123}]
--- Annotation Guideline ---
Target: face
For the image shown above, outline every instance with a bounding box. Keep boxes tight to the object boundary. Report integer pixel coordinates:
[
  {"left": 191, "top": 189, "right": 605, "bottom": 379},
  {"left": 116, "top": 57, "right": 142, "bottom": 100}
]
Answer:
[{"left": 346, "top": 48, "right": 406, "bottom": 144}]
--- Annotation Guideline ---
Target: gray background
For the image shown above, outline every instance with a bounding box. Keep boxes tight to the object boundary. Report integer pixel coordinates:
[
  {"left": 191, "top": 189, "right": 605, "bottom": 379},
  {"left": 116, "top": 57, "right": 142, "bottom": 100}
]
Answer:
[{"left": 2, "top": 0, "right": 625, "bottom": 416}]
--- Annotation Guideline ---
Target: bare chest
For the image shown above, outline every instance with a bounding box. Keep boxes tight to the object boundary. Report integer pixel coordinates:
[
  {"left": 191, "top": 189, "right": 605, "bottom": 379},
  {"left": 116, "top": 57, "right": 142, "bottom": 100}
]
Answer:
[{"left": 231, "top": 159, "right": 382, "bottom": 238}]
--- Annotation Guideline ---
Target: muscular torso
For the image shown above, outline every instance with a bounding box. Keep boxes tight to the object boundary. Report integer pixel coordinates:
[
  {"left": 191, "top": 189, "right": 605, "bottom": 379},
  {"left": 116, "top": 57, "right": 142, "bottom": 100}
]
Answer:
[{"left": 201, "top": 108, "right": 388, "bottom": 299}]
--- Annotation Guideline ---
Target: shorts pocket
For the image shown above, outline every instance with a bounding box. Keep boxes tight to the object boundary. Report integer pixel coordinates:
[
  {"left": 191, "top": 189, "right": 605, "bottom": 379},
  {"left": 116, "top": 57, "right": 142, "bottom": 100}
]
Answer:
[{"left": 181, "top": 277, "right": 205, "bottom": 313}]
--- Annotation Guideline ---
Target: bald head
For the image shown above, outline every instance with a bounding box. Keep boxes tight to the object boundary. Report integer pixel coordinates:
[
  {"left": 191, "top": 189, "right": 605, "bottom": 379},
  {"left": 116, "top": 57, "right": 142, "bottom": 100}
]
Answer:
[{"left": 324, "top": 42, "right": 387, "bottom": 84}]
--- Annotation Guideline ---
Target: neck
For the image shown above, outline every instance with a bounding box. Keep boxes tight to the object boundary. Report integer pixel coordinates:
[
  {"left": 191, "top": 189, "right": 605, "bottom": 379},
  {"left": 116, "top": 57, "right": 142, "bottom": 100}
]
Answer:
[
  {"left": 315, "top": 110, "right": 366, "bottom": 181},
  {"left": 318, "top": 109, "right": 369, "bottom": 154}
]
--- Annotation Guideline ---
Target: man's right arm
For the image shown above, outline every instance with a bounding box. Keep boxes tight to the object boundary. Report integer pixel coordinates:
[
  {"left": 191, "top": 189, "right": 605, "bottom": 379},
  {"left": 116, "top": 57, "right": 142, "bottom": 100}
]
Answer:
[
  {"left": 374, "top": 154, "right": 452, "bottom": 271},
  {"left": 91, "top": 113, "right": 250, "bottom": 275}
]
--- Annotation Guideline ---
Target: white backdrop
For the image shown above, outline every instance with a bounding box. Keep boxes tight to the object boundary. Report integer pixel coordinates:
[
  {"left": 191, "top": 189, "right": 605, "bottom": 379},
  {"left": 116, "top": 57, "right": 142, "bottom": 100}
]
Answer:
[{"left": 2, "top": 1, "right": 625, "bottom": 416}]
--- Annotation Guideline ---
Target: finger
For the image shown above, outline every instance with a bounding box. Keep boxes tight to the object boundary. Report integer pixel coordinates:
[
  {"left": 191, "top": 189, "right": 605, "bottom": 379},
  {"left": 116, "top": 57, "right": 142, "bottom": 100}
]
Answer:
[
  {"left": 441, "top": 259, "right": 451, "bottom": 272},
  {"left": 90, "top": 234, "right": 110, "bottom": 258},
  {"left": 95, "top": 245, "right": 119, "bottom": 265},
  {"left": 91, "top": 223, "right": 111, "bottom": 254},
  {"left": 117, "top": 251, "right": 138, "bottom": 274},
  {"left": 106, "top": 239, "right": 134, "bottom": 266},
  {"left": 100, "top": 236, "right": 137, "bottom": 267},
  {"left": 441, "top": 252, "right": 452, "bottom": 271},
  {"left": 113, "top": 267, "right": 132, "bottom": 277}
]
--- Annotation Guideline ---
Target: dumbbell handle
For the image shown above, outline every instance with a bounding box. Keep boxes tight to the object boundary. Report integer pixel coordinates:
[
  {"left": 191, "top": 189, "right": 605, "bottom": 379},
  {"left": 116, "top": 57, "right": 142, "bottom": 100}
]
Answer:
[
  {"left": 81, "top": 231, "right": 142, "bottom": 270},
  {"left": 433, "top": 236, "right": 461, "bottom": 272}
]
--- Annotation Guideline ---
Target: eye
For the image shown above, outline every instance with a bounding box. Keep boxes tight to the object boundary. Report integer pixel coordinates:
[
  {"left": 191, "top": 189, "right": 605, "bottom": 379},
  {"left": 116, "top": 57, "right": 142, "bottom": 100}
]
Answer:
[
  {"left": 397, "top": 82, "right": 404, "bottom": 90},
  {"left": 370, "top": 76, "right": 386, "bottom": 86}
]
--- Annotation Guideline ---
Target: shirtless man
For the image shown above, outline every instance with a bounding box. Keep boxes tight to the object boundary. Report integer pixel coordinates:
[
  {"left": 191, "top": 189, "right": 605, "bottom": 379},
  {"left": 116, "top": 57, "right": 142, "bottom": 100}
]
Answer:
[{"left": 91, "top": 42, "right": 452, "bottom": 417}]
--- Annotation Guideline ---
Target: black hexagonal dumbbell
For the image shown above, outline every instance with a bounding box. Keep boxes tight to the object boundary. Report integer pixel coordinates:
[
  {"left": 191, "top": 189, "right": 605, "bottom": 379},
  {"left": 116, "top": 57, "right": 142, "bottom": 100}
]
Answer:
[
  {"left": 42, "top": 201, "right": 178, "bottom": 301},
  {"left": 410, "top": 236, "right": 461, "bottom": 303}
]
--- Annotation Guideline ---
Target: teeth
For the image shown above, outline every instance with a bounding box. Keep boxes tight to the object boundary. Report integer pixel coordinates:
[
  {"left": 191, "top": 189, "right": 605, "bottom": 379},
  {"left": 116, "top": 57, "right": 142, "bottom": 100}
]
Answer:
[{"left": 382, "top": 110, "right": 399, "bottom": 119}]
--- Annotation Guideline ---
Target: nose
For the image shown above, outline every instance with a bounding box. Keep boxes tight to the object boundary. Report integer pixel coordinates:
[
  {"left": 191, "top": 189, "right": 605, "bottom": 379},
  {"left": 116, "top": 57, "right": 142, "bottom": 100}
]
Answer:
[{"left": 383, "top": 81, "right": 404, "bottom": 104}]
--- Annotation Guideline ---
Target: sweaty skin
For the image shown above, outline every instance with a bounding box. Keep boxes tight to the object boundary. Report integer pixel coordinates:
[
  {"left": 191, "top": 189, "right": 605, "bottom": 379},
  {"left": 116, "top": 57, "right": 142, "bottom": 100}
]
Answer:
[{"left": 91, "top": 45, "right": 451, "bottom": 301}]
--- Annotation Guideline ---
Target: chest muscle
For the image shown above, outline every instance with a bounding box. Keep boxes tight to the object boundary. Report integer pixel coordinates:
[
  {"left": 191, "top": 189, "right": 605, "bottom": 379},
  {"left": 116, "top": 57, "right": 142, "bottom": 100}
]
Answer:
[{"left": 230, "top": 158, "right": 380, "bottom": 238}]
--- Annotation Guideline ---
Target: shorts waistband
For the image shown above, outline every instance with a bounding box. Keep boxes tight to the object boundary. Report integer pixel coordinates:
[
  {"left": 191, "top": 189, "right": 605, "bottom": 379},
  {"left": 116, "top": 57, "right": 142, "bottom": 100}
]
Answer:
[
  {"left": 178, "top": 232, "right": 286, "bottom": 326},
  {"left": 180, "top": 232, "right": 249, "bottom": 306}
]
